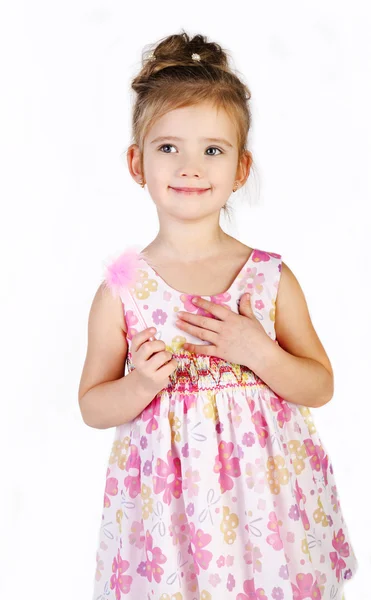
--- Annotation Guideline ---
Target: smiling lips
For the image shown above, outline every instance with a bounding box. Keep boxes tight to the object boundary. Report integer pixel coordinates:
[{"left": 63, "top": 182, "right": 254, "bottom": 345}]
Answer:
[{"left": 170, "top": 186, "right": 210, "bottom": 194}]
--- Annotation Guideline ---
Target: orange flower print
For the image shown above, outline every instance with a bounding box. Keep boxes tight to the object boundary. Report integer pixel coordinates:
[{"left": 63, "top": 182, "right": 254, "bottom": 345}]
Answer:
[
  {"left": 266, "top": 455, "right": 290, "bottom": 495},
  {"left": 220, "top": 506, "right": 239, "bottom": 545}
]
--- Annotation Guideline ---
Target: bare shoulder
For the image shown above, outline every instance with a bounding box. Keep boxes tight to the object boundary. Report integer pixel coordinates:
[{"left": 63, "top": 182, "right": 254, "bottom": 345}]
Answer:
[
  {"left": 275, "top": 260, "right": 333, "bottom": 378},
  {"left": 99, "top": 281, "right": 127, "bottom": 333}
]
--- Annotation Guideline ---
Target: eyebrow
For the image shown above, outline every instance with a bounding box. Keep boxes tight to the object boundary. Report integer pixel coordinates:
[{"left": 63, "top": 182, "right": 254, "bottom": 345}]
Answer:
[{"left": 150, "top": 135, "right": 234, "bottom": 148}]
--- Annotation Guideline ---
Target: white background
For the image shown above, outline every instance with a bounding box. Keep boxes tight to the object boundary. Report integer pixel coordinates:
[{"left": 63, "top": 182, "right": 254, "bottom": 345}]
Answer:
[{"left": 1, "top": 0, "right": 369, "bottom": 598}]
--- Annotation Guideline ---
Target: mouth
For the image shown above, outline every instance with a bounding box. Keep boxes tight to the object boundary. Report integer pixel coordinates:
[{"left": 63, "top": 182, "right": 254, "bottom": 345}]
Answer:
[{"left": 170, "top": 187, "right": 210, "bottom": 195}]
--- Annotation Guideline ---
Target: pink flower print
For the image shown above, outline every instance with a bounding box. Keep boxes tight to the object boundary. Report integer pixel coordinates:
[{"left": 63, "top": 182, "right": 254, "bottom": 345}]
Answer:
[
  {"left": 138, "top": 530, "right": 167, "bottom": 583},
  {"left": 183, "top": 468, "right": 200, "bottom": 498},
  {"left": 279, "top": 564, "right": 289, "bottom": 579},
  {"left": 270, "top": 395, "right": 293, "bottom": 428},
  {"left": 141, "top": 396, "right": 160, "bottom": 434},
  {"left": 266, "top": 511, "right": 284, "bottom": 551},
  {"left": 152, "top": 308, "right": 167, "bottom": 325},
  {"left": 182, "top": 442, "right": 189, "bottom": 457},
  {"left": 289, "top": 504, "right": 300, "bottom": 521},
  {"left": 188, "top": 522, "right": 213, "bottom": 573},
  {"left": 110, "top": 549, "right": 133, "bottom": 596},
  {"left": 237, "top": 579, "right": 268, "bottom": 600},
  {"left": 247, "top": 398, "right": 269, "bottom": 448},
  {"left": 153, "top": 449, "right": 182, "bottom": 505},
  {"left": 124, "top": 444, "right": 141, "bottom": 498},
  {"left": 243, "top": 541, "right": 263, "bottom": 572},
  {"left": 213, "top": 440, "right": 241, "bottom": 494},
  {"left": 227, "top": 573, "right": 235, "bottom": 591},
  {"left": 303, "top": 438, "right": 326, "bottom": 473},
  {"left": 253, "top": 249, "right": 274, "bottom": 263},
  {"left": 227, "top": 395, "right": 242, "bottom": 427},
  {"left": 182, "top": 393, "right": 197, "bottom": 414},
  {"left": 125, "top": 309, "right": 139, "bottom": 341},
  {"left": 104, "top": 467, "right": 118, "bottom": 508},
  {"left": 216, "top": 421, "right": 224, "bottom": 434},
  {"left": 322, "top": 455, "right": 329, "bottom": 485},
  {"left": 216, "top": 555, "right": 225, "bottom": 567},
  {"left": 293, "top": 479, "right": 310, "bottom": 532},
  {"left": 331, "top": 485, "right": 340, "bottom": 513},
  {"left": 169, "top": 512, "right": 189, "bottom": 546},
  {"left": 186, "top": 502, "right": 194, "bottom": 516},
  {"left": 242, "top": 431, "right": 255, "bottom": 447},
  {"left": 255, "top": 299, "right": 265, "bottom": 310},
  {"left": 241, "top": 266, "right": 266, "bottom": 295},
  {"left": 291, "top": 573, "right": 321, "bottom": 599},
  {"left": 128, "top": 520, "right": 145, "bottom": 549},
  {"left": 245, "top": 459, "right": 266, "bottom": 494},
  {"left": 330, "top": 528, "right": 350, "bottom": 581},
  {"left": 208, "top": 573, "right": 221, "bottom": 587},
  {"left": 186, "top": 561, "right": 198, "bottom": 593}
]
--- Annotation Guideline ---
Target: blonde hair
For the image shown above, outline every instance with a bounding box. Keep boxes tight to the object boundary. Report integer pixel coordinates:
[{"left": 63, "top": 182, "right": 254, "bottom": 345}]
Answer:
[{"left": 127, "top": 30, "right": 257, "bottom": 221}]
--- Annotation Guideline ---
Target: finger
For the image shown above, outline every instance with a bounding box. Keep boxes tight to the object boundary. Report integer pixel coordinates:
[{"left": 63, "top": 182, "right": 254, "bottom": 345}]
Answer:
[
  {"left": 178, "top": 312, "right": 222, "bottom": 333},
  {"left": 191, "top": 297, "right": 228, "bottom": 320},
  {"left": 183, "top": 343, "right": 214, "bottom": 356},
  {"left": 177, "top": 319, "right": 218, "bottom": 344},
  {"left": 132, "top": 327, "right": 156, "bottom": 352}
]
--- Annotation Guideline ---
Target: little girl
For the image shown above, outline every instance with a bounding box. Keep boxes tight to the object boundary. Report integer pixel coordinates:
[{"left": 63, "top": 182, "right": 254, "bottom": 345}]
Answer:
[{"left": 78, "top": 31, "right": 358, "bottom": 600}]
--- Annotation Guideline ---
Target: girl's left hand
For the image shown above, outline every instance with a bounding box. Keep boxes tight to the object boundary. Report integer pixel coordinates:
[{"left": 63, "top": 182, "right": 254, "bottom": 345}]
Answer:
[{"left": 175, "top": 293, "right": 272, "bottom": 367}]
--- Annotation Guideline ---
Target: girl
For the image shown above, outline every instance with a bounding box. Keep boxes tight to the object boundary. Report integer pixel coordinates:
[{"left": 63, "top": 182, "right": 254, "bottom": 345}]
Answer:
[{"left": 78, "top": 31, "right": 358, "bottom": 600}]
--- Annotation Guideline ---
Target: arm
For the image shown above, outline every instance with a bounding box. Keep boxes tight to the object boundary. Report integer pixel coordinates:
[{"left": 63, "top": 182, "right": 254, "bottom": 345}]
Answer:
[
  {"left": 78, "top": 283, "right": 156, "bottom": 429},
  {"left": 247, "top": 261, "right": 334, "bottom": 409},
  {"left": 80, "top": 369, "right": 157, "bottom": 430}
]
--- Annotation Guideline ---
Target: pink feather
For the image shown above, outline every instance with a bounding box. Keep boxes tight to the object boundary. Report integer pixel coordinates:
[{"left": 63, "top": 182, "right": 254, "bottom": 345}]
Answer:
[
  {"left": 102, "top": 246, "right": 157, "bottom": 341},
  {"left": 102, "top": 246, "right": 142, "bottom": 298}
]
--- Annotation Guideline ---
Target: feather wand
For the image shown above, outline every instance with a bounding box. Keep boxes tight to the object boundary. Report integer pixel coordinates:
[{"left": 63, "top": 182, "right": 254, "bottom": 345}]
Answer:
[{"left": 102, "top": 246, "right": 157, "bottom": 342}]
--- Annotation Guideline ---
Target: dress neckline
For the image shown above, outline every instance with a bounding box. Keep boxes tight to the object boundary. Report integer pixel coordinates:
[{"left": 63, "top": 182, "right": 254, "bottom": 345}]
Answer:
[{"left": 138, "top": 248, "right": 255, "bottom": 298}]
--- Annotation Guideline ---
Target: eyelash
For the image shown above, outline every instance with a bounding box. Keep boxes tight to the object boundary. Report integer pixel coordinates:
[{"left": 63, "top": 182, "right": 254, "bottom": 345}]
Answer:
[{"left": 158, "top": 144, "right": 223, "bottom": 156}]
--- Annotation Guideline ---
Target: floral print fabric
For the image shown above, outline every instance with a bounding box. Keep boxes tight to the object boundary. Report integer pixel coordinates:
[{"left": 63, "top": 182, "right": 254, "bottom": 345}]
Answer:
[{"left": 92, "top": 246, "right": 357, "bottom": 599}]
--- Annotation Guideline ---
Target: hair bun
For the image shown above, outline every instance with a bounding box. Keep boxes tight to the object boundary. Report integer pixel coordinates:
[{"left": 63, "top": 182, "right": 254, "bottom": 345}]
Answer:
[{"left": 143, "top": 31, "right": 229, "bottom": 70}]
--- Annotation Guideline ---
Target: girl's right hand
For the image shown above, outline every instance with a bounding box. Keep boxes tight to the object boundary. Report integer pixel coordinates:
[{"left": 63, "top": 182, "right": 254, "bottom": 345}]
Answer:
[{"left": 131, "top": 327, "right": 178, "bottom": 396}]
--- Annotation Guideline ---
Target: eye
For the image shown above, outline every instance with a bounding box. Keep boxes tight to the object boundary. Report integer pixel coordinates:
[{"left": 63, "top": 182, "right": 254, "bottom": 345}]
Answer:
[
  {"left": 158, "top": 144, "right": 223, "bottom": 155},
  {"left": 159, "top": 144, "right": 176, "bottom": 153},
  {"left": 205, "top": 147, "right": 223, "bottom": 156}
]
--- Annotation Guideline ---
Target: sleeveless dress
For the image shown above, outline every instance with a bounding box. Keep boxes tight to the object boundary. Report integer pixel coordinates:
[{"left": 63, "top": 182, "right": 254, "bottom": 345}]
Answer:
[{"left": 92, "top": 245, "right": 358, "bottom": 600}]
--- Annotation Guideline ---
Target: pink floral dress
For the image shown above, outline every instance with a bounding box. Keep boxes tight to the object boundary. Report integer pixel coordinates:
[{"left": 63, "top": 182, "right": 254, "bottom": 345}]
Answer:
[{"left": 92, "top": 245, "right": 357, "bottom": 600}]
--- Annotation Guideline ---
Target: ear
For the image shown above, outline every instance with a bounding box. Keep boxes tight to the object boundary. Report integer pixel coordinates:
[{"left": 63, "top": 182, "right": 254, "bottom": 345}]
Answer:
[{"left": 126, "top": 144, "right": 144, "bottom": 185}]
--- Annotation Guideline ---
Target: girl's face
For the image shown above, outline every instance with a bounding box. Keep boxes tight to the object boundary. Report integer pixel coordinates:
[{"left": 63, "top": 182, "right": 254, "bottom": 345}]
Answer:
[{"left": 139, "top": 102, "right": 248, "bottom": 217}]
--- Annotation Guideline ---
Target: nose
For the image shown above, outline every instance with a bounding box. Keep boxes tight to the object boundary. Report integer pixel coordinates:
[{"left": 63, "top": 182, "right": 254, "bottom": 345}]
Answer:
[{"left": 178, "top": 162, "right": 203, "bottom": 179}]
